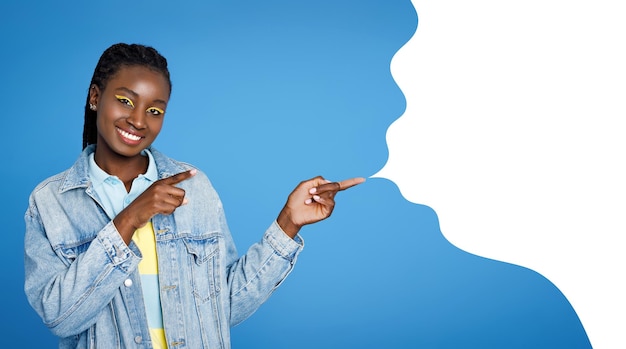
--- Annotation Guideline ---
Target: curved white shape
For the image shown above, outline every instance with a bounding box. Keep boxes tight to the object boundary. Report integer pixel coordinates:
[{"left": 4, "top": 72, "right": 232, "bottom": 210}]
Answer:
[{"left": 375, "top": 1, "right": 626, "bottom": 348}]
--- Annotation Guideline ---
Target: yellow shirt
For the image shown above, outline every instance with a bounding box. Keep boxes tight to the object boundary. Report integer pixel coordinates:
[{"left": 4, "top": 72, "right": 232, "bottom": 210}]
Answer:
[{"left": 133, "top": 222, "right": 167, "bottom": 349}]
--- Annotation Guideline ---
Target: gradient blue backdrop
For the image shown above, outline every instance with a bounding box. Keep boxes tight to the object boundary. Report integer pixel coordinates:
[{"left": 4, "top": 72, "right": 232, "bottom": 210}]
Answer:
[{"left": 1, "top": 1, "right": 591, "bottom": 348}]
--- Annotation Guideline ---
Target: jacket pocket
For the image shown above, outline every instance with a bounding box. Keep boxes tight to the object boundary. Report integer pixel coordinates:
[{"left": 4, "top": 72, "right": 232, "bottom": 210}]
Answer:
[{"left": 183, "top": 233, "right": 222, "bottom": 302}]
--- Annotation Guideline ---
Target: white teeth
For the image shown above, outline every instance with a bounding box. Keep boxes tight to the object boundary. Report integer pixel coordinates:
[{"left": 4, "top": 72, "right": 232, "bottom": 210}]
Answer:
[{"left": 118, "top": 128, "right": 141, "bottom": 141}]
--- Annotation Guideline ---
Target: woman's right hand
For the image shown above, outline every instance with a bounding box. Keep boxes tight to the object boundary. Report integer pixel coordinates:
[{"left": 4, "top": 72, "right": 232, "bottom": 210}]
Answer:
[{"left": 113, "top": 169, "right": 196, "bottom": 244}]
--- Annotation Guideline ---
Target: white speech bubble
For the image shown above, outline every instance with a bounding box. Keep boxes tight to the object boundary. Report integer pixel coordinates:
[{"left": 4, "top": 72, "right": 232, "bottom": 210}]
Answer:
[{"left": 375, "top": 1, "right": 626, "bottom": 348}]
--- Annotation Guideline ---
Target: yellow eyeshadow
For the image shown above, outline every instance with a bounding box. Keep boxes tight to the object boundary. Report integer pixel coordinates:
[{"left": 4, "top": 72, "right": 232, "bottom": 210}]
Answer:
[
  {"left": 115, "top": 95, "right": 135, "bottom": 107},
  {"left": 148, "top": 107, "right": 165, "bottom": 114}
]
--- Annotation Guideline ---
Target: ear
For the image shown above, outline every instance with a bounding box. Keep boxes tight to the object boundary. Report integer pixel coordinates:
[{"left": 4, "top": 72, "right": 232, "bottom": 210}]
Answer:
[{"left": 89, "top": 84, "right": 100, "bottom": 107}]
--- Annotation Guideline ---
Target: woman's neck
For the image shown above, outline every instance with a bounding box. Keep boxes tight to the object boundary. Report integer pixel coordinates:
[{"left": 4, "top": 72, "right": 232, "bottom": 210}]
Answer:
[{"left": 93, "top": 147, "right": 149, "bottom": 192}]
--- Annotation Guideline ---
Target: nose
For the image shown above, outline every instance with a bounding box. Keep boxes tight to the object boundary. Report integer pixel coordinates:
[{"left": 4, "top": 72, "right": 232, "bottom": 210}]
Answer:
[{"left": 126, "top": 108, "right": 146, "bottom": 130}]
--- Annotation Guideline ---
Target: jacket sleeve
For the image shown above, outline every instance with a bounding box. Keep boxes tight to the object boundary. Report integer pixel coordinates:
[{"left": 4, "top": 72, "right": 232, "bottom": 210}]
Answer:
[
  {"left": 24, "top": 196, "right": 141, "bottom": 338},
  {"left": 192, "top": 172, "right": 304, "bottom": 326},
  {"left": 225, "top": 219, "right": 304, "bottom": 326}
]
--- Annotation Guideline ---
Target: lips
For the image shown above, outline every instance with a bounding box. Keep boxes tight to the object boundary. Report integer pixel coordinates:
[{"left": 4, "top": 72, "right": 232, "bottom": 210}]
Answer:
[{"left": 116, "top": 127, "right": 143, "bottom": 144}]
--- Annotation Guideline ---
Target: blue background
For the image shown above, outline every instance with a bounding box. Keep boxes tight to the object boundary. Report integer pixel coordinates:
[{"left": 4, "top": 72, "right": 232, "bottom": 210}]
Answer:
[{"left": 1, "top": 1, "right": 591, "bottom": 348}]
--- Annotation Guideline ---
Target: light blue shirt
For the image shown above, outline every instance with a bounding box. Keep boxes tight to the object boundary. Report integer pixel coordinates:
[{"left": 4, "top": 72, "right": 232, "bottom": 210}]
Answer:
[{"left": 88, "top": 149, "right": 158, "bottom": 218}]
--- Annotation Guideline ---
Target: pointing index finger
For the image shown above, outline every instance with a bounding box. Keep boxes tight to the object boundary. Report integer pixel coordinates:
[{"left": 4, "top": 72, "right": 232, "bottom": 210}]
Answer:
[
  {"left": 336, "top": 177, "right": 366, "bottom": 191},
  {"left": 163, "top": 169, "right": 197, "bottom": 185}
]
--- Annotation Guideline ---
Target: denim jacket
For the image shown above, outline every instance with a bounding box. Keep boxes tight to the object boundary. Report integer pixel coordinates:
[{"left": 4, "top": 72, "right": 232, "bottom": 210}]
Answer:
[{"left": 24, "top": 145, "right": 304, "bottom": 349}]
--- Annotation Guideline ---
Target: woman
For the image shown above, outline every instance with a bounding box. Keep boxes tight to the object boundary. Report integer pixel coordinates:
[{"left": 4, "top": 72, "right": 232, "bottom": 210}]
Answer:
[{"left": 24, "top": 43, "right": 363, "bottom": 348}]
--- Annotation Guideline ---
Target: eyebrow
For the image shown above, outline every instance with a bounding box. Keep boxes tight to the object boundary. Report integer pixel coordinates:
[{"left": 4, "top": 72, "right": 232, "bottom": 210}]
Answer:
[{"left": 115, "top": 87, "right": 167, "bottom": 106}]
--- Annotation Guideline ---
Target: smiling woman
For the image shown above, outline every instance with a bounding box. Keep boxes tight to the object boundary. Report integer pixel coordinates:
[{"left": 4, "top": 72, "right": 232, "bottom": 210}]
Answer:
[
  {"left": 89, "top": 65, "right": 169, "bottom": 191},
  {"left": 23, "top": 43, "right": 363, "bottom": 349}
]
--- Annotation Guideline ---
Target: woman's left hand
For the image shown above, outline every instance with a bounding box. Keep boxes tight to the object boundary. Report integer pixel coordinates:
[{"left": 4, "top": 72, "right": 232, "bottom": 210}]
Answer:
[{"left": 277, "top": 176, "right": 365, "bottom": 238}]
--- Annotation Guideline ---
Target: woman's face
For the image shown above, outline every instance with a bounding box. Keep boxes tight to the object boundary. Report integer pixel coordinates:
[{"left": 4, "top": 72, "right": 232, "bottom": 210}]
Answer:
[{"left": 90, "top": 65, "right": 170, "bottom": 159}]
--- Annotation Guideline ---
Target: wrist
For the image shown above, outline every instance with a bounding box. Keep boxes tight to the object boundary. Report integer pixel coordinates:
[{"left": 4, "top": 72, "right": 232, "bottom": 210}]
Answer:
[
  {"left": 113, "top": 211, "right": 138, "bottom": 245},
  {"left": 276, "top": 208, "right": 301, "bottom": 239}
]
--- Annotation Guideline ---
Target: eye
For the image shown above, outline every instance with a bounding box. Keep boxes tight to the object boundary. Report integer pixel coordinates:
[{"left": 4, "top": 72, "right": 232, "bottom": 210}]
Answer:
[
  {"left": 115, "top": 95, "right": 134, "bottom": 108},
  {"left": 147, "top": 107, "right": 165, "bottom": 116}
]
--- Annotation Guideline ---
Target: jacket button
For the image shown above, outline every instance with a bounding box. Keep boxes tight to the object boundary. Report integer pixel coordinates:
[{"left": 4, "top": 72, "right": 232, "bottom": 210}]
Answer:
[
  {"left": 134, "top": 336, "right": 142, "bottom": 344},
  {"left": 124, "top": 278, "right": 133, "bottom": 287}
]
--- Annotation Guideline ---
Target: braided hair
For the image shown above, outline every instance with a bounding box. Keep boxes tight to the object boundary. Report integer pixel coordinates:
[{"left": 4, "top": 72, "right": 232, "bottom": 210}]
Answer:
[{"left": 82, "top": 43, "right": 172, "bottom": 149}]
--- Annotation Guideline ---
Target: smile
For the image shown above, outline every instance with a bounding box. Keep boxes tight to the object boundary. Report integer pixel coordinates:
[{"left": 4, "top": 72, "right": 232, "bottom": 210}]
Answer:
[{"left": 116, "top": 128, "right": 142, "bottom": 141}]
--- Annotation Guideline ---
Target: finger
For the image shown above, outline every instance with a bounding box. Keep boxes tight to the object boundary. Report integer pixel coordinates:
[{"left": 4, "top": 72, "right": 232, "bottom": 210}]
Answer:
[
  {"left": 168, "top": 195, "right": 186, "bottom": 207},
  {"left": 305, "top": 194, "right": 331, "bottom": 205},
  {"left": 160, "top": 191, "right": 188, "bottom": 211},
  {"left": 309, "top": 177, "right": 365, "bottom": 195},
  {"left": 311, "top": 193, "right": 333, "bottom": 205},
  {"left": 311, "top": 195, "right": 336, "bottom": 218},
  {"left": 336, "top": 177, "right": 366, "bottom": 191},
  {"left": 157, "top": 185, "right": 188, "bottom": 207},
  {"left": 308, "top": 182, "right": 333, "bottom": 195},
  {"left": 156, "top": 200, "right": 183, "bottom": 215},
  {"left": 162, "top": 169, "right": 197, "bottom": 185}
]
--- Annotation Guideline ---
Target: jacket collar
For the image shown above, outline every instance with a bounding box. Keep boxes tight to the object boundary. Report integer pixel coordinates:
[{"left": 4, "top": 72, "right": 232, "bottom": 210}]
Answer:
[{"left": 59, "top": 144, "right": 187, "bottom": 193}]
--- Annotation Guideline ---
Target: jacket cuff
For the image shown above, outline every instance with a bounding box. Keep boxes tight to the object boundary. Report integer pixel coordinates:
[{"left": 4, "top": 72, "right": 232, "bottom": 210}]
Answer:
[
  {"left": 96, "top": 221, "right": 141, "bottom": 272},
  {"left": 265, "top": 220, "right": 304, "bottom": 261}
]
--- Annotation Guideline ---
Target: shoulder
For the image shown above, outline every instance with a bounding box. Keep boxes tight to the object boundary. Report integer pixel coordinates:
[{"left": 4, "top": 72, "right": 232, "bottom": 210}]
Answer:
[
  {"left": 31, "top": 146, "right": 96, "bottom": 198},
  {"left": 26, "top": 167, "right": 76, "bottom": 219},
  {"left": 149, "top": 147, "right": 214, "bottom": 188},
  {"left": 30, "top": 170, "right": 69, "bottom": 197},
  {"left": 150, "top": 147, "right": 195, "bottom": 173}
]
